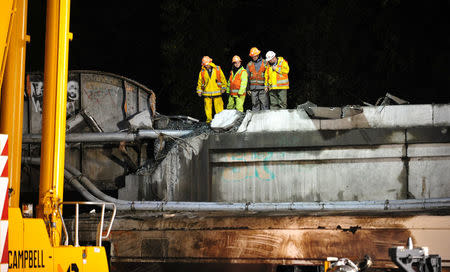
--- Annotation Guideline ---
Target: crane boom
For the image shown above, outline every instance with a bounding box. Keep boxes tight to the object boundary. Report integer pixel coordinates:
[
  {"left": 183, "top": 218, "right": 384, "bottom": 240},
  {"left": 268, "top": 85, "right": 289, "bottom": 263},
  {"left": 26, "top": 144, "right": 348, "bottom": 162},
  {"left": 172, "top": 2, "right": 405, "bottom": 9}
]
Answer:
[{"left": 0, "top": 1, "right": 113, "bottom": 271}]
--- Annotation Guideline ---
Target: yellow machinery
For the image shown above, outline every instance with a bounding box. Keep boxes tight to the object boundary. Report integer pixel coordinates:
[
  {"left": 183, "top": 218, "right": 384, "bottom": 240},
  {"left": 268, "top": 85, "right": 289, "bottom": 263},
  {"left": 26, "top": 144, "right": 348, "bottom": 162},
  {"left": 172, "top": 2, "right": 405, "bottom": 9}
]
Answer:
[{"left": 0, "top": 0, "right": 114, "bottom": 271}]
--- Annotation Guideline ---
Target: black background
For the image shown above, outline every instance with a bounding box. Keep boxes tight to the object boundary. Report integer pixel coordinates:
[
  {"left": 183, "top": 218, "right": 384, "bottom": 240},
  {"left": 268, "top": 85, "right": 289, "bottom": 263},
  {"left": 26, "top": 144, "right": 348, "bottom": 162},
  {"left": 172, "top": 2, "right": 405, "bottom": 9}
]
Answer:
[{"left": 27, "top": 0, "right": 450, "bottom": 121}]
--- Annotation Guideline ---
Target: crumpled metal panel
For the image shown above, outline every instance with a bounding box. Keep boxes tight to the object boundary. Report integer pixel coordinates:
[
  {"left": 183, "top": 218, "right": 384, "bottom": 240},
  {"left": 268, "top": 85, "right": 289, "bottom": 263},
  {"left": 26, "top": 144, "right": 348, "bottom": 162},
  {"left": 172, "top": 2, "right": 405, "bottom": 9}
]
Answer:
[
  {"left": 24, "top": 70, "right": 156, "bottom": 133},
  {"left": 22, "top": 70, "right": 156, "bottom": 191}
]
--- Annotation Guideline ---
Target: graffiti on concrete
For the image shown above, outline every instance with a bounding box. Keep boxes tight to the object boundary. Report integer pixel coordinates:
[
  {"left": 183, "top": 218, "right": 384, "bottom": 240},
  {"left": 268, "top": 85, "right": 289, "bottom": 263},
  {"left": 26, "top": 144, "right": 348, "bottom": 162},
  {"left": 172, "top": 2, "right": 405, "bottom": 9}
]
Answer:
[
  {"left": 67, "top": 80, "right": 79, "bottom": 115},
  {"left": 29, "top": 80, "right": 79, "bottom": 116},
  {"left": 221, "top": 152, "right": 278, "bottom": 182},
  {"left": 30, "top": 81, "right": 44, "bottom": 113}
]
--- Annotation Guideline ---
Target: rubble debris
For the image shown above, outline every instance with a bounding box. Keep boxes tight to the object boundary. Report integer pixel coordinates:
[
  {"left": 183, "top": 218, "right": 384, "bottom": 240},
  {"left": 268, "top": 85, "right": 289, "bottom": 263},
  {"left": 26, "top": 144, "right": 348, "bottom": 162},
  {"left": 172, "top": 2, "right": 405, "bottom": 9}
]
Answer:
[
  {"left": 341, "top": 105, "right": 363, "bottom": 117},
  {"left": 154, "top": 114, "right": 200, "bottom": 129},
  {"left": 297, "top": 101, "right": 363, "bottom": 119},
  {"left": 210, "top": 109, "right": 244, "bottom": 132},
  {"left": 167, "top": 115, "right": 199, "bottom": 123},
  {"left": 297, "top": 100, "right": 317, "bottom": 116},
  {"left": 308, "top": 107, "right": 342, "bottom": 119},
  {"left": 66, "top": 113, "right": 85, "bottom": 132},
  {"left": 126, "top": 110, "right": 153, "bottom": 130},
  {"left": 376, "top": 92, "right": 410, "bottom": 106}
]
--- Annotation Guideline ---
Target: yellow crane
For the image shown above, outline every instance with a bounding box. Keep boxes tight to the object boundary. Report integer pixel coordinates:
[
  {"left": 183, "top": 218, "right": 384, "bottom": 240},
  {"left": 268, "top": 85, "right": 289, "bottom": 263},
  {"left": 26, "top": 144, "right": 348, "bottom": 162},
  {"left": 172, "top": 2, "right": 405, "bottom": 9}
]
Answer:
[{"left": 0, "top": 0, "right": 114, "bottom": 271}]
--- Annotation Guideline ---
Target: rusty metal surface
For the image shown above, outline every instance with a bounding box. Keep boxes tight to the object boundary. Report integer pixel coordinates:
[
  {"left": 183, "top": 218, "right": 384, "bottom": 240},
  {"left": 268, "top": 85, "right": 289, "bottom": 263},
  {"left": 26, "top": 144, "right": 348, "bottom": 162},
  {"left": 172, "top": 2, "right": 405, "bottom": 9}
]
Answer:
[{"left": 70, "top": 211, "right": 450, "bottom": 268}]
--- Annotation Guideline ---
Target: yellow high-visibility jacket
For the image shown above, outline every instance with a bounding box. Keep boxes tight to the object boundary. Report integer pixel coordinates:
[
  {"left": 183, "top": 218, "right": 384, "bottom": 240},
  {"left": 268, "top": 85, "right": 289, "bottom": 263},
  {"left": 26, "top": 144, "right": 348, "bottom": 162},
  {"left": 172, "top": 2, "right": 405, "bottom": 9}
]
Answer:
[
  {"left": 196, "top": 63, "right": 227, "bottom": 97},
  {"left": 265, "top": 57, "right": 289, "bottom": 90}
]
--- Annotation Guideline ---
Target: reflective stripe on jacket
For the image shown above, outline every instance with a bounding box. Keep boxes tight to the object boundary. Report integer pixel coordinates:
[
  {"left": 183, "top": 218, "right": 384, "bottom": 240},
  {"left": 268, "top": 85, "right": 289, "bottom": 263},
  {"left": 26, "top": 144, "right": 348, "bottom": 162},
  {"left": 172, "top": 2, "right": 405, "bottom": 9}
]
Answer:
[
  {"left": 227, "top": 67, "right": 248, "bottom": 96},
  {"left": 265, "top": 57, "right": 289, "bottom": 90},
  {"left": 246, "top": 59, "right": 266, "bottom": 89},
  {"left": 196, "top": 63, "right": 227, "bottom": 96}
]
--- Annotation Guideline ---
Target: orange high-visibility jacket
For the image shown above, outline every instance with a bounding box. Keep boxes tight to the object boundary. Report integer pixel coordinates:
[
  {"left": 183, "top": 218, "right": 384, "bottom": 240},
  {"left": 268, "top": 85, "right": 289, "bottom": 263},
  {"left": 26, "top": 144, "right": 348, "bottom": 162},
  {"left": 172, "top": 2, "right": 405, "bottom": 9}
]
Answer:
[
  {"left": 246, "top": 59, "right": 267, "bottom": 88},
  {"left": 265, "top": 57, "right": 289, "bottom": 90},
  {"left": 227, "top": 67, "right": 248, "bottom": 96},
  {"left": 196, "top": 63, "right": 227, "bottom": 97}
]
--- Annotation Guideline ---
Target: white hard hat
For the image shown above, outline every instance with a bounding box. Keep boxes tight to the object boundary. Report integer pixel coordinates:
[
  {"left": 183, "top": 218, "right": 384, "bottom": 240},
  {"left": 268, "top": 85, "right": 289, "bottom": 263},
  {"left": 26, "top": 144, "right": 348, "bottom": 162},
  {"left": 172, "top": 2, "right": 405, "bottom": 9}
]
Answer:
[{"left": 266, "top": 51, "right": 276, "bottom": 62}]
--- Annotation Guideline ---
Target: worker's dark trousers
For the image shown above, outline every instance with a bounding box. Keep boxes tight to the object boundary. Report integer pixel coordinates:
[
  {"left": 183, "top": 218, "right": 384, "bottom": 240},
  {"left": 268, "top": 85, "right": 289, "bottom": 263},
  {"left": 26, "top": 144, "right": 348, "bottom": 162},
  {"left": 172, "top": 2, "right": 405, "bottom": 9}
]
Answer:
[
  {"left": 250, "top": 89, "right": 269, "bottom": 111},
  {"left": 269, "top": 89, "right": 288, "bottom": 109}
]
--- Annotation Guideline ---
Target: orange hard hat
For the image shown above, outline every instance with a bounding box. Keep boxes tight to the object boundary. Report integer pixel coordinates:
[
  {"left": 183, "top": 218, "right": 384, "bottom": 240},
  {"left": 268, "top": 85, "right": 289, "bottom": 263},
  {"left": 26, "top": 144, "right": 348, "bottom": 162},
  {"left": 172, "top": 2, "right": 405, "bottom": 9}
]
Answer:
[
  {"left": 249, "top": 47, "right": 261, "bottom": 57},
  {"left": 232, "top": 55, "right": 242, "bottom": 63},
  {"left": 202, "top": 56, "right": 212, "bottom": 66}
]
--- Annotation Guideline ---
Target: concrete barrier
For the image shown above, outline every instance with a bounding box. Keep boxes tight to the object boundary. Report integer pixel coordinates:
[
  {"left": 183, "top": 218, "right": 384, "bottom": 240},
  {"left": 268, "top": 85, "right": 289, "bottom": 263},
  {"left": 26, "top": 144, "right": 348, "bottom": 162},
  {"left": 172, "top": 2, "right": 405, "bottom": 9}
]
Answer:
[
  {"left": 126, "top": 126, "right": 449, "bottom": 203},
  {"left": 238, "top": 104, "right": 450, "bottom": 132}
]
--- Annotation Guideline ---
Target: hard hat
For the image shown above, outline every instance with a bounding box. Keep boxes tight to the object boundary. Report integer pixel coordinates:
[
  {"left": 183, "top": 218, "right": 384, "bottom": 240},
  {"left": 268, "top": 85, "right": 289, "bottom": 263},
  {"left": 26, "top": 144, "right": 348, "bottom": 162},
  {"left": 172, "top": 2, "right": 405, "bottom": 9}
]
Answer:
[
  {"left": 202, "top": 56, "right": 212, "bottom": 66},
  {"left": 249, "top": 47, "right": 261, "bottom": 57},
  {"left": 266, "top": 51, "right": 276, "bottom": 62},
  {"left": 232, "top": 55, "right": 242, "bottom": 63}
]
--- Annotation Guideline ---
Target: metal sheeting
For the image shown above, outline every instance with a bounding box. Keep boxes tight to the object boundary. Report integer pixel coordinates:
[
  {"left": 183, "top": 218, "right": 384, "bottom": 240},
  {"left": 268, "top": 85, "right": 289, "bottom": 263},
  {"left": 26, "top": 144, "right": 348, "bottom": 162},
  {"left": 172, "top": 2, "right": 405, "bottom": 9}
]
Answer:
[
  {"left": 22, "top": 71, "right": 157, "bottom": 191},
  {"left": 24, "top": 70, "right": 156, "bottom": 134}
]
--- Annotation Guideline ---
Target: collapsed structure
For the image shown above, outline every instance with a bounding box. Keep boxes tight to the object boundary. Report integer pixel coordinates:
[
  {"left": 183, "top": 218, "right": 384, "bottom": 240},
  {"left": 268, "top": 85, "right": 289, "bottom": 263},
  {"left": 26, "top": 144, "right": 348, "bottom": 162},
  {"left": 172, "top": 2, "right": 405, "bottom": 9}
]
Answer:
[{"left": 20, "top": 71, "right": 450, "bottom": 271}]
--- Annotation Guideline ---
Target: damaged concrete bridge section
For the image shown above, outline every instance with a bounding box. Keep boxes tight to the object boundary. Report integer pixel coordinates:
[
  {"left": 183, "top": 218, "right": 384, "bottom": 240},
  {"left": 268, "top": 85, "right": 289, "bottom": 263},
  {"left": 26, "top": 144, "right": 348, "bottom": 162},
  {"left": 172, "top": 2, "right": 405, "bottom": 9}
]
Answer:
[
  {"left": 78, "top": 104, "right": 450, "bottom": 271},
  {"left": 121, "top": 104, "right": 450, "bottom": 203}
]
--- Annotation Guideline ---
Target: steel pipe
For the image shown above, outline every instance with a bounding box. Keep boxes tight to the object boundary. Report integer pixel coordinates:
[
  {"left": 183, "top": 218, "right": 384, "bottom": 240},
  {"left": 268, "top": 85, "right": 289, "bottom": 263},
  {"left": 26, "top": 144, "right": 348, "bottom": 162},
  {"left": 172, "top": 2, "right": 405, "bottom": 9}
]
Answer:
[{"left": 22, "top": 129, "right": 194, "bottom": 143}]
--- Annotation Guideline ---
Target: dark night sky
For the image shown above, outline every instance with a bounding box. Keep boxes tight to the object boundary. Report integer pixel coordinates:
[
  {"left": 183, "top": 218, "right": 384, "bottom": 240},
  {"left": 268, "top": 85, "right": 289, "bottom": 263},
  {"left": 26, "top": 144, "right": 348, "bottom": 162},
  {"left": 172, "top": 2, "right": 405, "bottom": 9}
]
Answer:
[
  {"left": 27, "top": 1, "right": 161, "bottom": 88},
  {"left": 27, "top": 0, "right": 449, "bottom": 119}
]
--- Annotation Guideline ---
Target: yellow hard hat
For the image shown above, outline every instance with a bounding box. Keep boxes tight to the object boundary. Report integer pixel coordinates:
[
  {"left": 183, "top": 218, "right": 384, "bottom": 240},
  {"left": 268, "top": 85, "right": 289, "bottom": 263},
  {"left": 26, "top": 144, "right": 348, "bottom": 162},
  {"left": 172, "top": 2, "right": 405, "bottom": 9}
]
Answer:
[
  {"left": 249, "top": 47, "right": 261, "bottom": 57},
  {"left": 202, "top": 56, "right": 212, "bottom": 66},
  {"left": 232, "top": 55, "right": 242, "bottom": 63}
]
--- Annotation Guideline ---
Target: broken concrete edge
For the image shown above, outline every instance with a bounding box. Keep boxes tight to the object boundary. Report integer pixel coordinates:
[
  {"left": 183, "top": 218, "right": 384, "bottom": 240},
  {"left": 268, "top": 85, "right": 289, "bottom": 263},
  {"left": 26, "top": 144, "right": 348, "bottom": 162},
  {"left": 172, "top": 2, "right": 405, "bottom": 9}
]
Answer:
[
  {"left": 233, "top": 104, "right": 450, "bottom": 132},
  {"left": 127, "top": 110, "right": 153, "bottom": 130},
  {"left": 210, "top": 109, "right": 244, "bottom": 132}
]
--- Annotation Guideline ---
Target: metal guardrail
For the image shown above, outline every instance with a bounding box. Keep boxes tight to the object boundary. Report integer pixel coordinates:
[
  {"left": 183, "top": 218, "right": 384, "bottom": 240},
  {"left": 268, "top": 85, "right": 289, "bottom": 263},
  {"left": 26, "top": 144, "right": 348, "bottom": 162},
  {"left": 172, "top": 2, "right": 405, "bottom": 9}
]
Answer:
[{"left": 58, "top": 201, "right": 117, "bottom": 247}]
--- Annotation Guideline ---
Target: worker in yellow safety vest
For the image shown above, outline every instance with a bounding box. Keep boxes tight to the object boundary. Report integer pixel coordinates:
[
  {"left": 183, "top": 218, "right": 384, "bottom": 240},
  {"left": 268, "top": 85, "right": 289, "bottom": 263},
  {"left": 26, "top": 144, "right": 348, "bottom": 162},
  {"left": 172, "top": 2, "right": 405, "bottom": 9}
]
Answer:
[
  {"left": 246, "top": 47, "right": 269, "bottom": 111},
  {"left": 196, "top": 56, "right": 228, "bottom": 123},
  {"left": 226, "top": 55, "right": 248, "bottom": 112},
  {"left": 264, "top": 51, "right": 290, "bottom": 109}
]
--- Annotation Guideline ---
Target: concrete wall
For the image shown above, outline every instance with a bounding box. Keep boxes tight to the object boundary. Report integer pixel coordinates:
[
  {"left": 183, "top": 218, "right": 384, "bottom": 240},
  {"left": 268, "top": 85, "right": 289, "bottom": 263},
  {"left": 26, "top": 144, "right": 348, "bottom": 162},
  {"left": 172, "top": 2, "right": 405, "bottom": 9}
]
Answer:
[
  {"left": 129, "top": 126, "right": 449, "bottom": 203},
  {"left": 210, "top": 145, "right": 407, "bottom": 202},
  {"left": 208, "top": 127, "right": 450, "bottom": 202}
]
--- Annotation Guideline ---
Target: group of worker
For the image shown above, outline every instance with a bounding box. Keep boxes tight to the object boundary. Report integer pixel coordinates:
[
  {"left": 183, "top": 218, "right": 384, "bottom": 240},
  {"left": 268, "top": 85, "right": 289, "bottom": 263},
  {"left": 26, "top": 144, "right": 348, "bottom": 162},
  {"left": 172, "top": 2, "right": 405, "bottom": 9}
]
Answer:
[{"left": 196, "top": 47, "right": 290, "bottom": 123}]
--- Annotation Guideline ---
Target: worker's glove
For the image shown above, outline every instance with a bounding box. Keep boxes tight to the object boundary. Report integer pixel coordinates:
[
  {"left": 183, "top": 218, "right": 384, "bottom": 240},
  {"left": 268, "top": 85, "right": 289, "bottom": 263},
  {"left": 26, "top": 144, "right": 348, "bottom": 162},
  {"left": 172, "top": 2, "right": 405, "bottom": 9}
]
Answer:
[
  {"left": 197, "top": 92, "right": 202, "bottom": 97},
  {"left": 247, "top": 90, "right": 252, "bottom": 95},
  {"left": 264, "top": 87, "right": 269, "bottom": 93}
]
